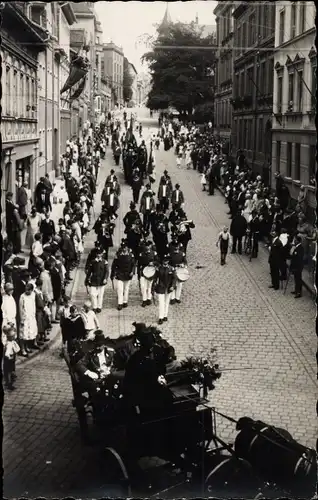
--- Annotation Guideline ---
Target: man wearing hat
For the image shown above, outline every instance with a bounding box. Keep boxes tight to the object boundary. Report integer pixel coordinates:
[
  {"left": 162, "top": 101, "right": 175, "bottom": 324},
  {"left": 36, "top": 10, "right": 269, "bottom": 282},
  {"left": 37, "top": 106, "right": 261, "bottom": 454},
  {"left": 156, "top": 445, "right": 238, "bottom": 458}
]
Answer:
[
  {"left": 2, "top": 282, "right": 17, "bottom": 331},
  {"left": 102, "top": 186, "right": 120, "bottom": 218},
  {"left": 171, "top": 183, "right": 184, "bottom": 211},
  {"left": 138, "top": 238, "right": 158, "bottom": 307},
  {"left": 111, "top": 239, "right": 135, "bottom": 311},
  {"left": 153, "top": 255, "right": 177, "bottom": 324},
  {"left": 131, "top": 166, "right": 143, "bottom": 204},
  {"left": 140, "top": 184, "right": 155, "bottom": 232},
  {"left": 85, "top": 247, "right": 109, "bottom": 313}
]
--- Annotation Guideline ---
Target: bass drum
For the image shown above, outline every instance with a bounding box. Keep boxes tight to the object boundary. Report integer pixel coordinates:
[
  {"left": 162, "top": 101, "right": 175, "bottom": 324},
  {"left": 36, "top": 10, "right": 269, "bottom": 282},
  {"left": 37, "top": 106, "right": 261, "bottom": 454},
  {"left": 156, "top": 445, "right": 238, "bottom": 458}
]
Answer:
[
  {"left": 142, "top": 265, "right": 156, "bottom": 280},
  {"left": 176, "top": 266, "right": 190, "bottom": 282}
]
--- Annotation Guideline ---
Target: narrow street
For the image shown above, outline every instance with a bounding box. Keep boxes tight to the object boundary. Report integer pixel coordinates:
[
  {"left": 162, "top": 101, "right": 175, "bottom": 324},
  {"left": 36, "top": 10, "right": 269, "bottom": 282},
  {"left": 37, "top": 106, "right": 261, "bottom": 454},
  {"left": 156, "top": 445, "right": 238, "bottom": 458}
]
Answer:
[{"left": 3, "top": 112, "right": 316, "bottom": 498}]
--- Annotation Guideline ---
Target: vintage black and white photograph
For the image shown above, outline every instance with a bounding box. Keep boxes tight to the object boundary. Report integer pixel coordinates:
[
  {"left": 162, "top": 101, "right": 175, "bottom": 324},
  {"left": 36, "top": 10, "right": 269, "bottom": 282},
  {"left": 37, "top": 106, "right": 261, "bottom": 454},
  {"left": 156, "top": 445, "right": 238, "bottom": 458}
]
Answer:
[{"left": 1, "top": 1, "right": 317, "bottom": 498}]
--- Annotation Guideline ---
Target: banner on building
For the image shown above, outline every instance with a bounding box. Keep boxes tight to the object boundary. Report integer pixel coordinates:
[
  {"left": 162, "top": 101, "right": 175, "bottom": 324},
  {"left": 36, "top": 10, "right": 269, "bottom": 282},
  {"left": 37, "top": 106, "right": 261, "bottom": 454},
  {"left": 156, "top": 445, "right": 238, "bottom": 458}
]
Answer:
[
  {"left": 60, "top": 56, "right": 90, "bottom": 95},
  {"left": 69, "top": 76, "right": 87, "bottom": 101}
]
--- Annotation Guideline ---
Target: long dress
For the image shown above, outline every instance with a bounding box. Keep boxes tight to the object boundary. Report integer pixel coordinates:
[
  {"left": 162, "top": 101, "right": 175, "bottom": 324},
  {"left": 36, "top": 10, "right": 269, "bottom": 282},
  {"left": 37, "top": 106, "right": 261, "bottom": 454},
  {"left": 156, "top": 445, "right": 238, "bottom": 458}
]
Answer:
[
  {"left": 19, "top": 292, "right": 37, "bottom": 341},
  {"left": 25, "top": 213, "right": 41, "bottom": 248}
]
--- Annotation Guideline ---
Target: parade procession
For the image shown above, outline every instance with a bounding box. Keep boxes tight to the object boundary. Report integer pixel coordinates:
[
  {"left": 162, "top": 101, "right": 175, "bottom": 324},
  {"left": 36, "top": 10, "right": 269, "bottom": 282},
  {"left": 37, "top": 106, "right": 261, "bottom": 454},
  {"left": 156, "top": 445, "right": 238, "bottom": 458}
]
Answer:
[{"left": 1, "top": 2, "right": 317, "bottom": 499}]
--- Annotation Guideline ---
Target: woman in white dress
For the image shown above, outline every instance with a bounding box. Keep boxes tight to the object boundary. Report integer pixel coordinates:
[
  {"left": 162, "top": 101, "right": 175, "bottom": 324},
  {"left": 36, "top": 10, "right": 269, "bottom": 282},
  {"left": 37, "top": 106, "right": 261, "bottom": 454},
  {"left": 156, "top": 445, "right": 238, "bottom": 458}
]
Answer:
[
  {"left": 243, "top": 193, "right": 254, "bottom": 223},
  {"left": 19, "top": 282, "right": 38, "bottom": 355},
  {"left": 25, "top": 206, "right": 41, "bottom": 248}
]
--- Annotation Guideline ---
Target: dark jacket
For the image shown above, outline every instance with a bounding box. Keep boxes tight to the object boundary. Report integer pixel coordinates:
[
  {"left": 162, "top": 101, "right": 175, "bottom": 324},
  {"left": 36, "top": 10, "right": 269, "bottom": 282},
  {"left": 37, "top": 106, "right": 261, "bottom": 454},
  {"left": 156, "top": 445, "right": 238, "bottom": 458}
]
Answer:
[
  {"left": 111, "top": 249, "right": 135, "bottom": 281},
  {"left": 230, "top": 214, "right": 248, "bottom": 237},
  {"left": 85, "top": 258, "right": 109, "bottom": 286},
  {"left": 268, "top": 237, "right": 283, "bottom": 264},
  {"left": 140, "top": 194, "right": 155, "bottom": 214},
  {"left": 40, "top": 219, "right": 56, "bottom": 243},
  {"left": 154, "top": 264, "right": 177, "bottom": 294},
  {"left": 60, "top": 234, "right": 76, "bottom": 260},
  {"left": 169, "top": 248, "right": 187, "bottom": 267},
  {"left": 157, "top": 184, "right": 172, "bottom": 201},
  {"left": 76, "top": 347, "right": 114, "bottom": 377},
  {"left": 123, "top": 210, "right": 141, "bottom": 230},
  {"left": 290, "top": 243, "right": 304, "bottom": 271},
  {"left": 63, "top": 315, "right": 86, "bottom": 351},
  {"left": 171, "top": 189, "right": 184, "bottom": 206},
  {"left": 137, "top": 247, "right": 158, "bottom": 276}
]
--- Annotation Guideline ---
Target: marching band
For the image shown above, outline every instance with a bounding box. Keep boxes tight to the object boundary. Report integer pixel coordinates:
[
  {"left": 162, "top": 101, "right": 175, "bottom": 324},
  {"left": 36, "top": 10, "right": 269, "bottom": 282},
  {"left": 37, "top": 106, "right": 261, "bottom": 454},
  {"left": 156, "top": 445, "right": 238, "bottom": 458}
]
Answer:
[{"left": 84, "top": 126, "right": 194, "bottom": 324}]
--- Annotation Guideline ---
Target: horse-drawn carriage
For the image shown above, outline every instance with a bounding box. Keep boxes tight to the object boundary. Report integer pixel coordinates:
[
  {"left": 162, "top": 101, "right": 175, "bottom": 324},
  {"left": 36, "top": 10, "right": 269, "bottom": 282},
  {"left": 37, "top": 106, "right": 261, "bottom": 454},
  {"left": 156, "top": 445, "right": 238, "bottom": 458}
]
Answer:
[{"left": 64, "top": 331, "right": 317, "bottom": 499}]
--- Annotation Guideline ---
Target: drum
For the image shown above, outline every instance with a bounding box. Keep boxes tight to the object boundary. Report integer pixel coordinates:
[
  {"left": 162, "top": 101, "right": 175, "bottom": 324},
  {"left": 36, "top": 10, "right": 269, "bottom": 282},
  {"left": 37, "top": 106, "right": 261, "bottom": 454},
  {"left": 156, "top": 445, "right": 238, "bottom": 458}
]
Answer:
[
  {"left": 176, "top": 267, "right": 190, "bottom": 282},
  {"left": 142, "top": 265, "right": 156, "bottom": 280}
]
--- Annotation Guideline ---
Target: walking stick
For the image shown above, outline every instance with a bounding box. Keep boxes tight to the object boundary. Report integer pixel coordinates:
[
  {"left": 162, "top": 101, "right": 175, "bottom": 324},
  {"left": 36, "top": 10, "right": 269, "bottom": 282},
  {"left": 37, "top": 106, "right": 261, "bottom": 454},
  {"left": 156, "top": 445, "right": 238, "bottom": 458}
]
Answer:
[{"left": 283, "top": 269, "right": 291, "bottom": 295}]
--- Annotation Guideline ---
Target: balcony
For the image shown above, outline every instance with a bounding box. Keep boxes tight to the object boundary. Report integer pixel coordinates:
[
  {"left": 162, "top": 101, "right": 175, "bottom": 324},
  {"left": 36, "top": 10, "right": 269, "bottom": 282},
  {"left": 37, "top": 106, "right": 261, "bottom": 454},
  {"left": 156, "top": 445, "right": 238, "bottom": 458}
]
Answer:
[{"left": 2, "top": 116, "right": 38, "bottom": 144}]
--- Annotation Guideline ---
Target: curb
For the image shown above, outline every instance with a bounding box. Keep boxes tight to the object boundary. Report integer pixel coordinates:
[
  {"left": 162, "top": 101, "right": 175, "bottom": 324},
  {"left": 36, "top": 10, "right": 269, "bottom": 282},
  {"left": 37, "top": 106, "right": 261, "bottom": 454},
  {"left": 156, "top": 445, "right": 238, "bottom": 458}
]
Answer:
[{"left": 216, "top": 184, "right": 315, "bottom": 297}]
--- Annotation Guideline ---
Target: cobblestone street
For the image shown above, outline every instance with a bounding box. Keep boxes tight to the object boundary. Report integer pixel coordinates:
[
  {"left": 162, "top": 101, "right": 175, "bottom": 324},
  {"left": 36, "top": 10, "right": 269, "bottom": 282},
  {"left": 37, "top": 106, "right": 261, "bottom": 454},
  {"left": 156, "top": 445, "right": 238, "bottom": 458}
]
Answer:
[{"left": 3, "top": 114, "right": 317, "bottom": 498}]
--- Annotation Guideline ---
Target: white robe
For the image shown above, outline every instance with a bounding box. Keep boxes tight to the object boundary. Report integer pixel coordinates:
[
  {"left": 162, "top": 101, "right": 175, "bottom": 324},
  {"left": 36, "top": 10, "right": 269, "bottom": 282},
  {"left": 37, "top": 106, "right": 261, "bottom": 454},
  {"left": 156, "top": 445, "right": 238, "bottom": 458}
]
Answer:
[
  {"left": 2, "top": 294, "right": 17, "bottom": 328},
  {"left": 19, "top": 292, "right": 37, "bottom": 341}
]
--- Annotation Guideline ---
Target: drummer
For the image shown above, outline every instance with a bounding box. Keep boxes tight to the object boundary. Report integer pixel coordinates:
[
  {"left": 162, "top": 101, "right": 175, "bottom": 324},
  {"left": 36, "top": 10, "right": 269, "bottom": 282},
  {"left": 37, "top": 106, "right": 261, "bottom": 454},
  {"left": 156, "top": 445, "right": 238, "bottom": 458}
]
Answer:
[
  {"left": 153, "top": 254, "right": 177, "bottom": 325},
  {"left": 137, "top": 238, "right": 158, "bottom": 307},
  {"left": 169, "top": 239, "right": 187, "bottom": 305}
]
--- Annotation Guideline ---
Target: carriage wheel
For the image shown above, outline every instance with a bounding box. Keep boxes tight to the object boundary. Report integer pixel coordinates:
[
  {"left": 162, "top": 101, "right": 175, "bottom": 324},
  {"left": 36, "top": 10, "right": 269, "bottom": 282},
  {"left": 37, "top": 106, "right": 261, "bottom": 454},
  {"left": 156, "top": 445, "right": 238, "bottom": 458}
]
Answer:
[{"left": 102, "top": 447, "right": 132, "bottom": 497}]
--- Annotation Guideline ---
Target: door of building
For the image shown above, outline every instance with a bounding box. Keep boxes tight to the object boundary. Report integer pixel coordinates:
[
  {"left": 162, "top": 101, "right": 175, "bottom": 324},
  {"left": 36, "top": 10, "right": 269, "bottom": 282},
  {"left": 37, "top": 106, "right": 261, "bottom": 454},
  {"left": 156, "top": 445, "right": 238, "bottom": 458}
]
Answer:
[{"left": 16, "top": 156, "right": 31, "bottom": 188}]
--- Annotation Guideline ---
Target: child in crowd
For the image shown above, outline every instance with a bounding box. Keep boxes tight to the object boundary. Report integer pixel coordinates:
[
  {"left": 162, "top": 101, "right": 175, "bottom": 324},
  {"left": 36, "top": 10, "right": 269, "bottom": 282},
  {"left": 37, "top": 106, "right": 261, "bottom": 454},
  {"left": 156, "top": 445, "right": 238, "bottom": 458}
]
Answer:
[
  {"left": 216, "top": 226, "right": 230, "bottom": 266},
  {"left": 3, "top": 325, "right": 20, "bottom": 390},
  {"left": 200, "top": 172, "right": 207, "bottom": 191}
]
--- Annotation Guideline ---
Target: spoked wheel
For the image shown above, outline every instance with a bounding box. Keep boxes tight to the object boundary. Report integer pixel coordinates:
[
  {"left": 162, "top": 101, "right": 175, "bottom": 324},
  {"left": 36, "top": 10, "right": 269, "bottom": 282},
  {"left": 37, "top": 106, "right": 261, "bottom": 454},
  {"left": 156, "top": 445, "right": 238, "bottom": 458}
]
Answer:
[{"left": 102, "top": 447, "right": 132, "bottom": 497}]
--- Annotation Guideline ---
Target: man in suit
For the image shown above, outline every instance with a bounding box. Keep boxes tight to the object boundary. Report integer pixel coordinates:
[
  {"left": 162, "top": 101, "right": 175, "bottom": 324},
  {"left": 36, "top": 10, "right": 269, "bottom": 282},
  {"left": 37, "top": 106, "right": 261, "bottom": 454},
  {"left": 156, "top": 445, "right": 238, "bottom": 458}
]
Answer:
[
  {"left": 140, "top": 185, "right": 155, "bottom": 232},
  {"left": 85, "top": 247, "right": 109, "bottom": 313},
  {"left": 103, "top": 186, "right": 120, "bottom": 218},
  {"left": 171, "top": 183, "right": 184, "bottom": 210},
  {"left": 157, "top": 179, "right": 171, "bottom": 213},
  {"left": 290, "top": 235, "right": 304, "bottom": 298},
  {"left": 131, "top": 166, "right": 143, "bottom": 204},
  {"left": 40, "top": 210, "right": 56, "bottom": 245},
  {"left": 16, "top": 181, "right": 29, "bottom": 221},
  {"left": 268, "top": 230, "right": 283, "bottom": 290},
  {"left": 230, "top": 210, "right": 248, "bottom": 255}
]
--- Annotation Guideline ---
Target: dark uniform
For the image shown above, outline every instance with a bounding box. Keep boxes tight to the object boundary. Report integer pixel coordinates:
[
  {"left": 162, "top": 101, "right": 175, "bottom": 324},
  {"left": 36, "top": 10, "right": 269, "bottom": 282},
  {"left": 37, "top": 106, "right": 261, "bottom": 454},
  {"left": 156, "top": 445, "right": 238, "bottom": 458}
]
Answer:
[
  {"left": 268, "top": 236, "right": 283, "bottom": 290},
  {"left": 290, "top": 241, "right": 304, "bottom": 297}
]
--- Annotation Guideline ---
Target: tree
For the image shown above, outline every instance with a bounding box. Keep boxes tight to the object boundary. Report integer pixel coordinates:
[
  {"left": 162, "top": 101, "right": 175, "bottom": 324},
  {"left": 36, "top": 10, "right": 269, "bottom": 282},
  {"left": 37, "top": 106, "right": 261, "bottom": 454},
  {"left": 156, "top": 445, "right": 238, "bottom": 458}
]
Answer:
[
  {"left": 142, "top": 21, "right": 217, "bottom": 117},
  {"left": 123, "top": 57, "right": 134, "bottom": 103}
]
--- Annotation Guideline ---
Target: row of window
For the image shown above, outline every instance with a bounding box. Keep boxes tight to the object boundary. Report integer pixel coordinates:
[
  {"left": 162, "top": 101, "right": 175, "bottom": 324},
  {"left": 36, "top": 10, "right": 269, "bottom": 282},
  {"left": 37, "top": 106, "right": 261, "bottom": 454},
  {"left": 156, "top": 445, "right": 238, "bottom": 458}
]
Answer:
[
  {"left": 233, "top": 117, "right": 271, "bottom": 155},
  {"left": 4, "top": 64, "right": 37, "bottom": 118},
  {"left": 217, "top": 54, "right": 232, "bottom": 86},
  {"left": 215, "top": 100, "right": 232, "bottom": 128},
  {"left": 279, "top": 3, "right": 307, "bottom": 46},
  {"left": 217, "top": 8, "right": 233, "bottom": 44},
  {"left": 235, "top": 4, "right": 275, "bottom": 55},
  {"left": 234, "top": 59, "right": 274, "bottom": 98},
  {"left": 276, "top": 64, "right": 316, "bottom": 112},
  {"left": 276, "top": 141, "right": 316, "bottom": 181}
]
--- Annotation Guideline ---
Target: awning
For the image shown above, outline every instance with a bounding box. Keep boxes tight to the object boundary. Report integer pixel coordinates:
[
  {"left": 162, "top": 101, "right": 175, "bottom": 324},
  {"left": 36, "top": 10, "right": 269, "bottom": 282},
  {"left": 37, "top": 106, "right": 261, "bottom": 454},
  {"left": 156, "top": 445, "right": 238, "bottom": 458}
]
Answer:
[{"left": 60, "top": 56, "right": 90, "bottom": 94}]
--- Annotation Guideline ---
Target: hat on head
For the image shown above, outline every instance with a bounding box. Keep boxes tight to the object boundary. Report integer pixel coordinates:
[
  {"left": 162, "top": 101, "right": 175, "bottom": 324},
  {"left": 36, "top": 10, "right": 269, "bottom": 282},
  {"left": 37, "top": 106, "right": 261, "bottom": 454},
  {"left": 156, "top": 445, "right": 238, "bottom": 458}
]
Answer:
[
  {"left": 93, "top": 329, "right": 106, "bottom": 346},
  {"left": 163, "top": 254, "right": 170, "bottom": 261},
  {"left": 132, "top": 322, "right": 147, "bottom": 335}
]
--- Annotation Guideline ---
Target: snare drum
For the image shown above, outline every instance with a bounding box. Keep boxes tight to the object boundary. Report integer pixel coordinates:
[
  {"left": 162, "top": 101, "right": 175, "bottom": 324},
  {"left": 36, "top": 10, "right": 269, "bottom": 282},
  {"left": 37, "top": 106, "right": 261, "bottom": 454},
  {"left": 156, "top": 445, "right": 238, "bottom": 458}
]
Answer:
[
  {"left": 176, "top": 266, "right": 190, "bottom": 282},
  {"left": 142, "top": 265, "right": 156, "bottom": 280}
]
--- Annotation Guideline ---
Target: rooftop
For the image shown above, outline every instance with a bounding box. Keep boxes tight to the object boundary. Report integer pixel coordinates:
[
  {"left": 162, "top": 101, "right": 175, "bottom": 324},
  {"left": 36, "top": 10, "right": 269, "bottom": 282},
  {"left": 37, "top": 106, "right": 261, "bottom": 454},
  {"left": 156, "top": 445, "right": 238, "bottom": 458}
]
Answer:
[{"left": 71, "top": 2, "right": 94, "bottom": 16}]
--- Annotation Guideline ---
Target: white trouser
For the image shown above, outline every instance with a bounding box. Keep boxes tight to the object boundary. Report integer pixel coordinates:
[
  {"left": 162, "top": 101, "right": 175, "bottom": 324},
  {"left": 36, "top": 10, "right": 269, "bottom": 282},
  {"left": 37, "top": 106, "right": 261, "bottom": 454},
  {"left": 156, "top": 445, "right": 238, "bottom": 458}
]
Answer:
[
  {"left": 157, "top": 292, "right": 171, "bottom": 319},
  {"left": 140, "top": 277, "right": 153, "bottom": 302},
  {"left": 116, "top": 280, "right": 130, "bottom": 305},
  {"left": 170, "top": 282, "right": 183, "bottom": 301},
  {"left": 89, "top": 285, "right": 105, "bottom": 310}
]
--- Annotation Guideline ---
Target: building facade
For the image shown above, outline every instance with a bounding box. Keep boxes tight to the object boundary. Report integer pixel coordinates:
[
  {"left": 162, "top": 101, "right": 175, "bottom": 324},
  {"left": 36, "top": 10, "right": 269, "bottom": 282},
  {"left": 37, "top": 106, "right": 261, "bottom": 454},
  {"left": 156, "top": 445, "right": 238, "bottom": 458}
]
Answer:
[
  {"left": 232, "top": 2, "right": 275, "bottom": 183},
  {"left": 58, "top": 2, "right": 77, "bottom": 153},
  {"left": 128, "top": 62, "right": 138, "bottom": 106},
  {"left": 214, "top": 2, "right": 234, "bottom": 143},
  {"left": 71, "top": 2, "right": 97, "bottom": 126},
  {"left": 102, "top": 43, "right": 124, "bottom": 107},
  {"left": 272, "top": 1, "right": 316, "bottom": 214},
  {"left": 1, "top": 2, "right": 47, "bottom": 226}
]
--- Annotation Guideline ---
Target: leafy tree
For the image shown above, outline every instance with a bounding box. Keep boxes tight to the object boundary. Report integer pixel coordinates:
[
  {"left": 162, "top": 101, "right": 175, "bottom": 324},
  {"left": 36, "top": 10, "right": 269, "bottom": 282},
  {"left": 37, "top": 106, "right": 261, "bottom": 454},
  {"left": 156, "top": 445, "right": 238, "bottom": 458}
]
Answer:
[
  {"left": 143, "top": 21, "right": 217, "bottom": 117},
  {"left": 123, "top": 57, "right": 134, "bottom": 103}
]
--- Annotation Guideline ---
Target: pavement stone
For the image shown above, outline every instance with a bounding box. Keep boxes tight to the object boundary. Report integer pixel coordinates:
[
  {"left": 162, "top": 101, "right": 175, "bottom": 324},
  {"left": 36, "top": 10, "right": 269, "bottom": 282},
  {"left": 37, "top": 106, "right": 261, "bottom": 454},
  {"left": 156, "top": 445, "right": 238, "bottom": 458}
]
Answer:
[{"left": 3, "top": 109, "right": 317, "bottom": 498}]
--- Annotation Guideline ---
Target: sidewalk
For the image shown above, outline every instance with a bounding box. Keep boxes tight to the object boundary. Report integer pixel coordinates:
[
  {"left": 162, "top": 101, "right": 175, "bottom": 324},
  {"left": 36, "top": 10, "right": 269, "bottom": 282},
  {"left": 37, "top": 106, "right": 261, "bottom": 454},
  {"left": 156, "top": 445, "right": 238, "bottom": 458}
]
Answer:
[{"left": 216, "top": 184, "right": 316, "bottom": 297}]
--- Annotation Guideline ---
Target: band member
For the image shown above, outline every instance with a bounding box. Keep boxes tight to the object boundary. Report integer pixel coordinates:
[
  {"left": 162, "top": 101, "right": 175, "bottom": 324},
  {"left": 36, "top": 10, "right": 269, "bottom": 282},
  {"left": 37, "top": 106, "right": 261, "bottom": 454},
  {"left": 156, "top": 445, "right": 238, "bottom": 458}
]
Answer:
[
  {"left": 111, "top": 175, "right": 121, "bottom": 197},
  {"left": 268, "top": 230, "right": 283, "bottom": 290},
  {"left": 126, "top": 217, "right": 143, "bottom": 260},
  {"left": 140, "top": 184, "right": 155, "bottom": 232},
  {"left": 111, "top": 239, "right": 135, "bottom": 311},
  {"left": 153, "top": 255, "right": 177, "bottom": 325},
  {"left": 159, "top": 170, "right": 173, "bottom": 191},
  {"left": 157, "top": 179, "right": 171, "bottom": 213},
  {"left": 217, "top": 226, "right": 230, "bottom": 265},
  {"left": 102, "top": 186, "right": 120, "bottom": 218},
  {"left": 153, "top": 210, "right": 170, "bottom": 262},
  {"left": 93, "top": 212, "right": 115, "bottom": 261},
  {"left": 169, "top": 241, "right": 187, "bottom": 305},
  {"left": 176, "top": 211, "right": 195, "bottom": 254},
  {"left": 169, "top": 206, "right": 182, "bottom": 230},
  {"left": 85, "top": 247, "right": 109, "bottom": 313},
  {"left": 230, "top": 210, "right": 247, "bottom": 255},
  {"left": 138, "top": 239, "right": 158, "bottom": 307},
  {"left": 105, "top": 169, "right": 115, "bottom": 185},
  {"left": 290, "top": 235, "right": 304, "bottom": 298},
  {"left": 123, "top": 201, "right": 141, "bottom": 231},
  {"left": 171, "top": 183, "right": 184, "bottom": 210}
]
